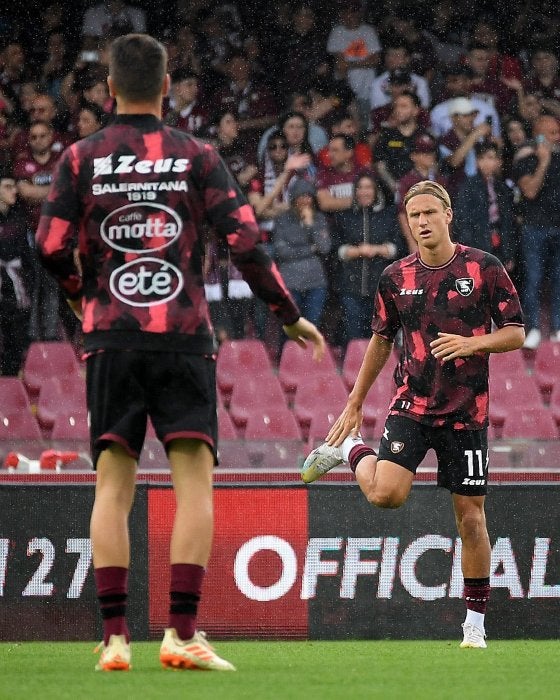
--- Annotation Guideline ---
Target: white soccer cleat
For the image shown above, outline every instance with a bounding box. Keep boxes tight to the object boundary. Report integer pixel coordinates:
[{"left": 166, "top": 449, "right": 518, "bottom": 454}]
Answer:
[
  {"left": 460, "top": 622, "right": 487, "bottom": 648},
  {"left": 94, "top": 634, "right": 131, "bottom": 671},
  {"left": 160, "top": 628, "right": 236, "bottom": 671},
  {"left": 301, "top": 442, "right": 344, "bottom": 483}
]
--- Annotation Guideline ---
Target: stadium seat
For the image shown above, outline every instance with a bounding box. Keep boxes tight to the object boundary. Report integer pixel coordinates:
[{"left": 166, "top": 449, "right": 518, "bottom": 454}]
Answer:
[
  {"left": 50, "top": 411, "right": 90, "bottom": 441},
  {"left": 229, "top": 375, "right": 288, "bottom": 429},
  {"left": 216, "top": 339, "right": 274, "bottom": 401},
  {"left": 489, "top": 348, "right": 527, "bottom": 379},
  {"left": 0, "top": 377, "right": 33, "bottom": 415},
  {"left": 533, "top": 341, "right": 560, "bottom": 399},
  {"left": 278, "top": 341, "right": 338, "bottom": 396},
  {"left": 293, "top": 374, "right": 348, "bottom": 435},
  {"left": 342, "top": 341, "right": 399, "bottom": 391},
  {"left": 501, "top": 407, "right": 558, "bottom": 440},
  {"left": 0, "top": 411, "right": 43, "bottom": 440},
  {"left": 36, "top": 376, "right": 87, "bottom": 432},
  {"left": 22, "top": 341, "right": 81, "bottom": 399},
  {"left": 341, "top": 339, "right": 370, "bottom": 390},
  {"left": 307, "top": 408, "right": 342, "bottom": 445},
  {"left": 218, "top": 406, "right": 238, "bottom": 440},
  {"left": 244, "top": 406, "right": 302, "bottom": 440},
  {"left": 489, "top": 375, "right": 543, "bottom": 427},
  {"left": 549, "top": 383, "right": 560, "bottom": 427},
  {"left": 362, "top": 382, "right": 395, "bottom": 438}
]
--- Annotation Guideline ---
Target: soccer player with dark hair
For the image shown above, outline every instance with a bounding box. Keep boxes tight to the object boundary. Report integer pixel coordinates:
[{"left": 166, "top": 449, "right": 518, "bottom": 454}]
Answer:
[
  {"left": 302, "top": 180, "right": 525, "bottom": 648},
  {"left": 37, "top": 33, "right": 324, "bottom": 672}
]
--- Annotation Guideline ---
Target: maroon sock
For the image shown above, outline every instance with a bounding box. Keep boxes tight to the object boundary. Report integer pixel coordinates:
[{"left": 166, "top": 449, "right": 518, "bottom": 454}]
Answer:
[
  {"left": 464, "top": 577, "right": 491, "bottom": 614},
  {"left": 94, "top": 566, "right": 130, "bottom": 645},
  {"left": 169, "top": 563, "right": 205, "bottom": 641},
  {"left": 348, "top": 445, "right": 376, "bottom": 473}
]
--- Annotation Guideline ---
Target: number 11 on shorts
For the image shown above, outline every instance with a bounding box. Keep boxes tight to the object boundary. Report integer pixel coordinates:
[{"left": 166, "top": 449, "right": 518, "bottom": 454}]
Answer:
[{"left": 464, "top": 449, "right": 487, "bottom": 477}]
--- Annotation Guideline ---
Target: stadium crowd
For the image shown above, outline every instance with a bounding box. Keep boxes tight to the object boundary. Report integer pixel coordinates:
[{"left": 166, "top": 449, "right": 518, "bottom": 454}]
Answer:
[{"left": 2, "top": 0, "right": 560, "bottom": 374}]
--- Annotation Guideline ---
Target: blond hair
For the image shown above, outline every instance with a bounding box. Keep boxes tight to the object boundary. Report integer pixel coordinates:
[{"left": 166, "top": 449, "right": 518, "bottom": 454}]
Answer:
[{"left": 403, "top": 180, "right": 452, "bottom": 210}]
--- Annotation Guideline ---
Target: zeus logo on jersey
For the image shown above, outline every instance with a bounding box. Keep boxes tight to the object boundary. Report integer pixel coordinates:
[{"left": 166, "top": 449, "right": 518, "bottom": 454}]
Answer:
[
  {"left": 110, "top": 257, "right": 184, "bottom": 307},
  {"left": 455, "top": 278, "right": 474, "bottom": 296},
  {"left": 93, "top": 154, "right": 190, "bottom": 177},
  {"left": 400, "top": 288, "right": 424, "bottom": 295}
]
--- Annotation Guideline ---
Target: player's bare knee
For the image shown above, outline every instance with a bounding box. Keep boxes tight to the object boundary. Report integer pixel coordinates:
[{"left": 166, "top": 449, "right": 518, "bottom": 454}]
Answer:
[
  {"left": 368, "top": 488, "right": 406, "bottom": 509},
  {"left": 456, "top": 511, "right": 486, "bottom": 542}
]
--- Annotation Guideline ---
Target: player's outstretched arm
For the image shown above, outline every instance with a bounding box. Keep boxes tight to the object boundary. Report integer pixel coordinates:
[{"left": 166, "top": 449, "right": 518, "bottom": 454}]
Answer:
[
  {"left": 283, "top": 317, "right": 326, "bottom": 362},
  {"left": 430, "top": 325, "right": 525, "bottom": 362},
  {"left": 326, "top": 334, "right": 393, "bottom": 447}
]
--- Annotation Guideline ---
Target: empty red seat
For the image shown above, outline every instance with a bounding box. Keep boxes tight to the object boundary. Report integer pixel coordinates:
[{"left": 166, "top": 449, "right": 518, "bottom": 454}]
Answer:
[
  {"left": 489, "top": 375, "right": 542, "bottom": 426},
  {"left": 0, "top": 377, "right": 33, "bottom": 414},
  {"left": 501, "top": 407, "right": 558, "bottom": 440},
  {"left": 22, "top": 341, "right": 81, "bottom": 399},
  {"left": 229, "top": 375, "right": 288, "bottom": 429},
  {"left": 218, "top": 406, "right": 238, "bottom": 440},
  {"left": 489, "top": 349, "right": 527, "bottom": 379},
  {"left": 549, "top": 382, "right": 560, "bottom": 426},
  {"left": 51, "top": 411, "right": 90, "bottom": 441},
  {"left": 36, "top": 376, "right": 87, "bottom": 431},
  {"left": 278, "top": 341, "right": 338, "bottom": 395},
  {"left": 244, "top": 406, "right": 302, "bottom": 440},
  {"left": 0, "top": 411, "right": 42, "bottom": 440},
  {"left": 533, "top": 341, "right": 560, "bottom": 398},
  {"left": 216, "top": 339, "right": 274, "bottom": 399},
  {"left": 293, "top": 374, "right": 348, "bottom": 432},
  {"left": 341, "top": 339, "right": 370, "bottom": 390},
  {"left": 307, "top": 408, "right": 342, "bottom": 444}
]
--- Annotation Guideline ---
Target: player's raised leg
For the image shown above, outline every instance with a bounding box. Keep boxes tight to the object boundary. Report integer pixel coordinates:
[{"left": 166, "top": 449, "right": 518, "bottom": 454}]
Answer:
[
  {"left": 453, "top": 494, "right": 491, "bottom": 648},
  {"left": 159, "top": 438, "right": 235, "bottom": 671}
]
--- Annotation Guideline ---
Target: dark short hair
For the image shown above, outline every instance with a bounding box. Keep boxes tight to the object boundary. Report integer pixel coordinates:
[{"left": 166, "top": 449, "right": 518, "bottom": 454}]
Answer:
[
  {"left": 171, "top": 67, "right": 198, "bottom": 84},
  {"left": 396, "top": 89, "right": 421, "bottom": 108},
  {"left": 109, "top": 34, "right": 167, "bottom": 101},
  {"left": 475, "top": 140, "right": 500, "bottom": 158},
  {"left": 80, "top": 101, "right": 107, "bottom": 127},
  {"left": 331, "top": 134, "right": 355, "bottom": 151}
]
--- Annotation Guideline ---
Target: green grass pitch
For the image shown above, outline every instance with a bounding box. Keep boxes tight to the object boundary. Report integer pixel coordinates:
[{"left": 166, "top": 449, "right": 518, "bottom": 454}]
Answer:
[{"left": 1, "top": 640, "right": 559, "bottom": 700}]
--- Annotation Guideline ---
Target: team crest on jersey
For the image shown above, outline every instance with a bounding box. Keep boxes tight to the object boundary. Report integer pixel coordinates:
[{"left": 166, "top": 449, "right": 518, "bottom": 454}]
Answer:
[
  {"left": 455, "top": 278, "right": 474, "bottom": 296},
  {"left": 390, "top": 441, "right": 404, "bottom": 453}
]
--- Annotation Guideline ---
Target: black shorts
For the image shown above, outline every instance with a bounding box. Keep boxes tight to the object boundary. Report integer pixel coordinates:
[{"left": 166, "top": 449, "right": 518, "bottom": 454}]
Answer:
[
  {"left": 377, "top": 415, "right": 489, "bottom": 496},
  {"left": 86, "top": 350, "right": 218, "bottom": 468}
]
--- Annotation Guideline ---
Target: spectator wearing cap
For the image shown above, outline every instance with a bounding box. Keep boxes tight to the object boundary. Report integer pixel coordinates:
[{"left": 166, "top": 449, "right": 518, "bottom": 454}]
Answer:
[
  {"left": 430, "top": 65, "right": 501, "bottom": 139},
  {"left": 438, "top": 96, "right": 494, "bottom": 197},
  {"left": 273, "top": 178, "right": 331, "bottom": 328},
  {"left": 511, "top": 45, "right": 560, "bottom": 121},
  {"left": 374, "top": 91, "right": 428, "bottom": 196},
  {"left": 396, "top": 133, "right": 447, "bottom": 252},
  {"left": 331, "top": 171, "right": 405, "bottom": 341},
  {"left": 164, "top": 69, "right": 208, "bottom": 136},
  {"left": 369, "top": 42, "right": 431, "bottom": 111},
  {"left": 454, "top": 141, "right": 516, "bottom": 272}
]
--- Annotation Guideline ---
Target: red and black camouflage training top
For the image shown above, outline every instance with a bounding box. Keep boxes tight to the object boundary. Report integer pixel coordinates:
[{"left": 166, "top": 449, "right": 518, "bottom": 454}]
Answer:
[
  {"left": 36, "top": 114, "right": 299, "bottom": 354},
  {"left": 372, "top": 244, "right": 524, "bottom": 430}
]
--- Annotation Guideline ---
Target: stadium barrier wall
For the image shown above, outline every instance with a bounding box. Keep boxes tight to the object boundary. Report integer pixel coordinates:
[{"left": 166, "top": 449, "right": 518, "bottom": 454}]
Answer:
[{"left": 1, "top": 481, "right": 559, "bottom": 641}]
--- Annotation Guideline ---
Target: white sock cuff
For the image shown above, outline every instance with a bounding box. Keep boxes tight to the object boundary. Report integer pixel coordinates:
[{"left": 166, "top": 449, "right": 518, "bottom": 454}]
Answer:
[{"left": 341, "top": 434, "right": 365, "bottom": 462}]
